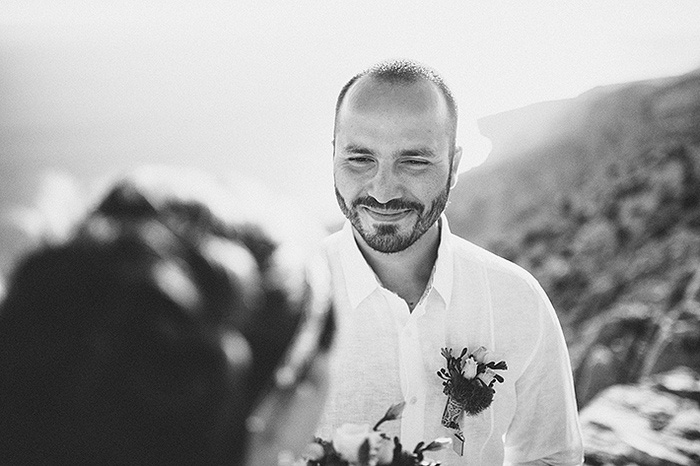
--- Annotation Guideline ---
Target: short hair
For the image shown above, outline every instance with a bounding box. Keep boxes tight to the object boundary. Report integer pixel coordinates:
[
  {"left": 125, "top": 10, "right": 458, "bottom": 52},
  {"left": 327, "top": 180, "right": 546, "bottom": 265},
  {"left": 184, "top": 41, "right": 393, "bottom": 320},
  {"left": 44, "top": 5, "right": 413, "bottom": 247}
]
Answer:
[{"left": 334, "top": 59, "right": 458, "bottom": 147}]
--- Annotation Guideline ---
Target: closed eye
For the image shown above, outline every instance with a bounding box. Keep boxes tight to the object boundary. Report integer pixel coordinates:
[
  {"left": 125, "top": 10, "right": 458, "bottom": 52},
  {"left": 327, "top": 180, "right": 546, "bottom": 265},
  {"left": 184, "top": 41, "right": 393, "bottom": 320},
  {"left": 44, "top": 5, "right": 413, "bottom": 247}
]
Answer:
[
  {"left": 402, "top": 159, "right": 430, "bottom": 166},
  {"left": 347, "top": 156, "right": 373, "bottom": 164}
]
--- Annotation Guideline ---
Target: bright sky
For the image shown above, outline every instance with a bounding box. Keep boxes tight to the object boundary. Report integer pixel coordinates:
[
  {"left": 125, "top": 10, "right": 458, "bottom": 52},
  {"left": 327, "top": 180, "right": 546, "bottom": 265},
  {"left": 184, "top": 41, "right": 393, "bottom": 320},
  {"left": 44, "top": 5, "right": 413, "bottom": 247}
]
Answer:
[{"left": 1, "top": 1, "right": 699, "bottom": 223}]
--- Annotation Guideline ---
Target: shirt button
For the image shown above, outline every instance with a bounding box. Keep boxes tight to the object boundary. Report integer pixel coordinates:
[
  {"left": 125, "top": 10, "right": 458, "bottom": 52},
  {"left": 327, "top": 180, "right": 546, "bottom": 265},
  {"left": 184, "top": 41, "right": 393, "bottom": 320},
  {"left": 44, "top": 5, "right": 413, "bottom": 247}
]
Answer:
[{"left": 410, "top": 396, "right": 418, "bottom": 405}]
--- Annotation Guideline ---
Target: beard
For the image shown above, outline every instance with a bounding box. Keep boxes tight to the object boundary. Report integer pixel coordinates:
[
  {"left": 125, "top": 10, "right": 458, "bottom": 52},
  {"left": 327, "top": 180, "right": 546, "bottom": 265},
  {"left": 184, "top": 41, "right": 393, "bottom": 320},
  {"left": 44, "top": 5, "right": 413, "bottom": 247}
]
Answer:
[{"left": 334, "top": 182, "right": 450, "bottom": 254}]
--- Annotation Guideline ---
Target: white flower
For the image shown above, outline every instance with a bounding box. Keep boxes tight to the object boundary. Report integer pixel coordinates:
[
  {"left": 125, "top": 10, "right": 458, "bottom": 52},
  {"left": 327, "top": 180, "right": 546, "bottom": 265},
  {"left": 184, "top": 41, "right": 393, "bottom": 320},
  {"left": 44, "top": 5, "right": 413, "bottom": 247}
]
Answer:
[
  {"left": 471, "top": 346, "right": 498, "bottom": 365},
  {"left": 463, "top": 357, "right": 478, "bottom": 379},
  {"left": 422, "top": 437, "right": 453, "bottom": 451},
  {"left": 301, "top": 442, "right": 325, "bottom": 461},
  {"left": 332, "top": 423, "right": 393, "bottom": 465},
  {"left": 477, "top": 367, "right": 497, "bottom": 386}
]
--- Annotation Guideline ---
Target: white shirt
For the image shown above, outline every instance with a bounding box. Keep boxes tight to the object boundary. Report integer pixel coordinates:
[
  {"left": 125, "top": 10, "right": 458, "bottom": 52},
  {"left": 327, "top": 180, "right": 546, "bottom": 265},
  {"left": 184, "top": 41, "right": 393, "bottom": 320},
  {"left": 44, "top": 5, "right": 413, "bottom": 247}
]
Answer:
[{"left": 317, "top": 217, "right": 583, "bottom": 465}]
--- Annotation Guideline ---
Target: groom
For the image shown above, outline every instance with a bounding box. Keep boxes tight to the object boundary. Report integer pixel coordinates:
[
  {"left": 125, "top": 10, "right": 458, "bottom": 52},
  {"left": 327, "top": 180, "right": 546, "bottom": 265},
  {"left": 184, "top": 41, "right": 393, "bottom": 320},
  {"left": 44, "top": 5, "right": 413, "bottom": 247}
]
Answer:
[{"left": 318, "top": 59, "right": 583, "bottom": 465}]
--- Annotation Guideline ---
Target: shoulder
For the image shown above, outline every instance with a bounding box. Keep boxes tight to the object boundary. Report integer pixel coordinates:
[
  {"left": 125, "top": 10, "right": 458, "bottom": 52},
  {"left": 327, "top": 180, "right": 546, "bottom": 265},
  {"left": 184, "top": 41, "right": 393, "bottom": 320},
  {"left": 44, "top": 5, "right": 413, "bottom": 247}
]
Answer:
[
  {"left": 449, "top": 234, "right": 539, "bottom": 287},
  {"left": 448, "top": 233, "right": 555, "bottom": 328}
]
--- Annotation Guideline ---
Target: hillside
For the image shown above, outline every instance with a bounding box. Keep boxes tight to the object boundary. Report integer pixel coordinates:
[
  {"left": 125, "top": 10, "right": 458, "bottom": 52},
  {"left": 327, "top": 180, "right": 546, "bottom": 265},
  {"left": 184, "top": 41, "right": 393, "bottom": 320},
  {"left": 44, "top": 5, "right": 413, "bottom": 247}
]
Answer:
[{"left": 446, "top": 67, "right": 700, "bottom": 408}]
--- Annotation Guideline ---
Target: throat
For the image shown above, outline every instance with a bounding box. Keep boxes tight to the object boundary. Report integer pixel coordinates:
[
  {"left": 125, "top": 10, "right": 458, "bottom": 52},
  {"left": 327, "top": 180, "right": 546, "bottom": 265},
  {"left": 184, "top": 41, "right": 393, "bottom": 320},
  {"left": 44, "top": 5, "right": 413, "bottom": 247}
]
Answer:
[
  {"left": 375, "top": 262, "right": 433, "bottom": 311},
  {"left": 354, "top": 221, "right": 441, "bottom": 310}
]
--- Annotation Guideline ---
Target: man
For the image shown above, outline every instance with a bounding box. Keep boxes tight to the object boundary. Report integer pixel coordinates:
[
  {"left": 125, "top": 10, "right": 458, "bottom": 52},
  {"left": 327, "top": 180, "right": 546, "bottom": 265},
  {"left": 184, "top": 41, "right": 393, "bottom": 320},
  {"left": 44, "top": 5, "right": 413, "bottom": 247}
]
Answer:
[{"left": 318, "top": 59, "right": 583, "bottom": 465}]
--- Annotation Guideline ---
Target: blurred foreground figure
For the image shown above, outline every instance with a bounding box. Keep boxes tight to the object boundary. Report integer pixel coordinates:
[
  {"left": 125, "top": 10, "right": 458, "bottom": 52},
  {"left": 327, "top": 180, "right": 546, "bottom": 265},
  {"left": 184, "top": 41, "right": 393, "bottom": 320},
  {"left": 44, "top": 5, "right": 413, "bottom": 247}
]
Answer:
[{"left": 0, "top": 170, "right": 334, "bottom": 465}]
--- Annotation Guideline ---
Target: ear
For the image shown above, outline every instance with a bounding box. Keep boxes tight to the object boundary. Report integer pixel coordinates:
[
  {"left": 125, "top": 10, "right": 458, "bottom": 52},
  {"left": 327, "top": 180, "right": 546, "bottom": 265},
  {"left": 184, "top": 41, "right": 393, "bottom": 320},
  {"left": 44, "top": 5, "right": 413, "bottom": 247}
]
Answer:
[
  {"left": 243, "top": 354, "right": 330, "bottom": 466},
  {"left": 450, "top": 146, "right": 463, "bottom": 190}
]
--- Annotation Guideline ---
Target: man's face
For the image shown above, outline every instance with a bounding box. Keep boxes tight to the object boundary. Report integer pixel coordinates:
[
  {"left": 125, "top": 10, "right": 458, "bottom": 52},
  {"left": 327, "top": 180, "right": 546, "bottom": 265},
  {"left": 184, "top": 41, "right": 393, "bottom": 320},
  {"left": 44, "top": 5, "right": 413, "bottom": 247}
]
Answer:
[{"left": 333, "top": 77, "right": 461, "bottom": 254}]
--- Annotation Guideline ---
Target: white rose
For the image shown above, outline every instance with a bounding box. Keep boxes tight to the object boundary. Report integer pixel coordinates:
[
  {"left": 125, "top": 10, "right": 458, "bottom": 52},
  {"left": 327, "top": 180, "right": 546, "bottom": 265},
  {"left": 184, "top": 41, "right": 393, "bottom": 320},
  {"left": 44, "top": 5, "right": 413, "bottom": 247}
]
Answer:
[
  {"left": 332, "top": 424, "right": 394, "bottom": 465},
  {"left": 471, "top": 346, "right": 498, "bottom": 365},
  {"left": 372, "top": 435, "right": 394, "bottom": 465},
  {"left": 463, "top": 357, "right": 478, "bottom": 379},
  {"left": 301, "top": 442, "right": 325, "bottom": 461}
]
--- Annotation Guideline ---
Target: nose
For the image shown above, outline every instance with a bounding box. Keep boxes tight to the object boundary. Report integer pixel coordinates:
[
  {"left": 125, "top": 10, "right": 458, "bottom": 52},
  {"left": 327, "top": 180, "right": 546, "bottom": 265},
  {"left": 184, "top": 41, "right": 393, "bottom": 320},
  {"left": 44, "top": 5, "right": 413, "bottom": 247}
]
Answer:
[{"left": 366, "top": 164, "right": 401, "bottom": 204}]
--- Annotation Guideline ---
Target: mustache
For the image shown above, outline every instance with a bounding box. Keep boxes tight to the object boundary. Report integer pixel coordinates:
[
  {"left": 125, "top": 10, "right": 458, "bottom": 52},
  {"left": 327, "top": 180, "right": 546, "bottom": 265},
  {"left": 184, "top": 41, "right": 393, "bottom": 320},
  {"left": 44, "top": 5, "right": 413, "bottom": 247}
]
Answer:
[{"left": 352, "top": 196, "right": 424, "bottom": 213}]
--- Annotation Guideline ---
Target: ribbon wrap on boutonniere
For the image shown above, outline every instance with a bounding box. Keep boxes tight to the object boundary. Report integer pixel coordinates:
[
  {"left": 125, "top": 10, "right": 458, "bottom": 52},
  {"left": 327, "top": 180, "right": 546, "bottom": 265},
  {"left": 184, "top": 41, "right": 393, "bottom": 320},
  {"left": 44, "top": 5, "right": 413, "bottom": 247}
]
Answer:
[{"left": 436, "top": 347, "right": 507, "bottom": 430}]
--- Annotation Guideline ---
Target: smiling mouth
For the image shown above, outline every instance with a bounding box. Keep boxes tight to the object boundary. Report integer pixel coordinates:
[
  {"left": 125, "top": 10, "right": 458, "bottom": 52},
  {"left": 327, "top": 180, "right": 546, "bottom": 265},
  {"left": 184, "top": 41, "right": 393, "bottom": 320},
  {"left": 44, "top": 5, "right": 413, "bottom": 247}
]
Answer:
[{"left": 361, "top": 207, "right": 413, "bottom": 221}]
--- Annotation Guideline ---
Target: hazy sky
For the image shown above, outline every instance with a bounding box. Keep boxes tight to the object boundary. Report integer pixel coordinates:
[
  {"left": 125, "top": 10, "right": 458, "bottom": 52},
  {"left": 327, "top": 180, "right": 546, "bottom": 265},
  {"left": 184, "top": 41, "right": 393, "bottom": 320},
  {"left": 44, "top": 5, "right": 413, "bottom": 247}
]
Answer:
[{"left": 2, "top": 1, "right": 700, "bottom": 223}]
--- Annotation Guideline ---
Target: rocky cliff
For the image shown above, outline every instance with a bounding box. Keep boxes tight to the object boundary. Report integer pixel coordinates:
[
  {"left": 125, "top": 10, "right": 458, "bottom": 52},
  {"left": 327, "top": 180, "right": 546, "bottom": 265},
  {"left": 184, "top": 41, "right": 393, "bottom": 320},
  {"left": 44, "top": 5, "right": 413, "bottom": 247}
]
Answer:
[
  {"left": 446, "top": 67, "right": 700, "bottom": 410},
  {"left": 580, "top": 366, "right": 700, "bottom": 465}
]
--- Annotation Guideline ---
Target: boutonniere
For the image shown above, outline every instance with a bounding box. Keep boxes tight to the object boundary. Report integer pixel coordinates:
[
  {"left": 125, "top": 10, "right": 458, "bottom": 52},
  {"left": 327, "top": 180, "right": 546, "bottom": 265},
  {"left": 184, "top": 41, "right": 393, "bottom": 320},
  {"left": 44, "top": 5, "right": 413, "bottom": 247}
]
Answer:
[
  {"left": 437, "top": 347, "right": 507, "bottom": 432},
  {"left": 304, "top": 402, "right": 452, "bottom": 465}
]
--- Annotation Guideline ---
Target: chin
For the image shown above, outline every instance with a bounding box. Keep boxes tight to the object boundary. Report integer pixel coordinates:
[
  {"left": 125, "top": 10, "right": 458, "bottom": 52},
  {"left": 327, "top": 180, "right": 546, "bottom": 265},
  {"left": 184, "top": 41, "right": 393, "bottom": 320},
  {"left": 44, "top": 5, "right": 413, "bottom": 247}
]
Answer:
[{"left": 363, "top": 214, "right": 415, "bottom": 232}]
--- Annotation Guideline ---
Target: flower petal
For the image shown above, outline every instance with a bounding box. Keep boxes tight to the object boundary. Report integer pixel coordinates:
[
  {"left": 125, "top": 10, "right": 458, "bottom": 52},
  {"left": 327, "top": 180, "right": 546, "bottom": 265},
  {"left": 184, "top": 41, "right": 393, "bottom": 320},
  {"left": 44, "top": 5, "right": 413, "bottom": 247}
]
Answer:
[
  {"left": 463, "top": 357, "right": 478, "bottom": 379},
  {"left": 477, "top": 368, "right": 498, "bottom": 386},
  {"left": 422, "top": 437, "right": 453, "bottom": 451},
  {"left": 332, "top": 423, "right": 372, "bottom": 462},
  {"left": 471, "top": 346, "right": 488, "bottom": 364},
  {"left": 383, "top": 401, "right": 406, "bottom": 421}
]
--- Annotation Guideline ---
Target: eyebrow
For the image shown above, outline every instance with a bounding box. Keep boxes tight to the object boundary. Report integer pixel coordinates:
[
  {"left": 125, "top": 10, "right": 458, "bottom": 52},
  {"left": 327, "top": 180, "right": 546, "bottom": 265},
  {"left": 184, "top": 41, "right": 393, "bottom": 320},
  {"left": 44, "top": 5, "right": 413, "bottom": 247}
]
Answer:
[
  {"left": 397, "top": 148, "right": 437, "bottom": 158},
  {"left": 343, "top": 144, "right": 374, "bottom": 155},
  {"left": 342, "top": 145, "right": 437, "bottom": 158}
]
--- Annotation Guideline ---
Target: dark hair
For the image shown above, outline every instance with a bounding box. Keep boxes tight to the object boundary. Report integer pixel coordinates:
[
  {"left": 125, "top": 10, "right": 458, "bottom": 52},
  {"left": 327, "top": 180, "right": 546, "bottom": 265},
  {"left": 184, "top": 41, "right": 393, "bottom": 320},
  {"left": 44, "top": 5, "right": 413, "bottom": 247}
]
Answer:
[
  {"left": 0, "top": 181, "right": 333, "bottom": 465},
  {"left": 333, "top": 59, "right": 459, "bottom": 148}
]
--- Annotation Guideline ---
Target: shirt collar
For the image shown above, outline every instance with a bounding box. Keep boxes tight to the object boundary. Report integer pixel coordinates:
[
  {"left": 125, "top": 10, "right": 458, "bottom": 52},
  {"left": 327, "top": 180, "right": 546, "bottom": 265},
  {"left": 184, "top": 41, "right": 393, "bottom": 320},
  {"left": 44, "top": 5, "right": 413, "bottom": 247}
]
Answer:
[
  {"left": 337, "top": 220, "right": 382, "bottom": 309},
  {"left": 336, "top": 215, "right": 455, "bottom": 310},
  {"left": 431, "top": 215, "right": 454, "bottom": 309}
]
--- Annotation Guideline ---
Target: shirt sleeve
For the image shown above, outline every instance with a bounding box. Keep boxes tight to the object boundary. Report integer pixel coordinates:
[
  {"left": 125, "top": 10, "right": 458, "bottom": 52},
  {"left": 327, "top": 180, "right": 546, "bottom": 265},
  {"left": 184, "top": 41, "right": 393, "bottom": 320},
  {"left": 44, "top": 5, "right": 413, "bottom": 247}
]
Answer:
[{"left": 504, "top": 277, "right": 584, "bottom": 466}]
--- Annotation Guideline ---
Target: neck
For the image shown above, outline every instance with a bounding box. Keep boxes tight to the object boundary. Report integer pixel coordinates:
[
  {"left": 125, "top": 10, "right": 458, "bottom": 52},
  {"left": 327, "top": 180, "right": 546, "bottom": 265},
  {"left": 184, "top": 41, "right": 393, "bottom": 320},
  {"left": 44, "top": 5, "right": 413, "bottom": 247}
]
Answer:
[{"left": 354, "top": 221, "right": 441, "bottom": 310}]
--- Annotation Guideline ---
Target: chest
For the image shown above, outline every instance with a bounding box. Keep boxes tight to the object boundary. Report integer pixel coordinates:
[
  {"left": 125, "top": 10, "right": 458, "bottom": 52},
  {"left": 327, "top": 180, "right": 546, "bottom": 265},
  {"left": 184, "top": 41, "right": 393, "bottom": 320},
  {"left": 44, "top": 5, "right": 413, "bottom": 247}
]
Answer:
[{"left": 332, "top": 291, "right": 447, "bottom": 383}]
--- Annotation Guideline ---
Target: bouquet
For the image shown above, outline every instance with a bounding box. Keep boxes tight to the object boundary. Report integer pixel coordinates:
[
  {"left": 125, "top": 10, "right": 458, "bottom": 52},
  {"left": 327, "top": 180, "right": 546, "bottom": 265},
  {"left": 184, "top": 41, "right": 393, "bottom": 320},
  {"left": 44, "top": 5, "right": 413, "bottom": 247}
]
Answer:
[
  {"left": 437, "top": 347, "right": 507, "bottom": 430},
  {"left": 304, "top": 402, "right": 451, "bottom": 466}
]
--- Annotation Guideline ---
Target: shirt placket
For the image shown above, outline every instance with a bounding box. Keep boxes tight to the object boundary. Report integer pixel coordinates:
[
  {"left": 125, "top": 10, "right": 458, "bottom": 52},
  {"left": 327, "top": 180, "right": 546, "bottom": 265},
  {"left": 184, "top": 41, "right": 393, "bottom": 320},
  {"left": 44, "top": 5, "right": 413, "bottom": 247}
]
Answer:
[{"left": 383, "top": 290, "right": 428, "bottom": 450}]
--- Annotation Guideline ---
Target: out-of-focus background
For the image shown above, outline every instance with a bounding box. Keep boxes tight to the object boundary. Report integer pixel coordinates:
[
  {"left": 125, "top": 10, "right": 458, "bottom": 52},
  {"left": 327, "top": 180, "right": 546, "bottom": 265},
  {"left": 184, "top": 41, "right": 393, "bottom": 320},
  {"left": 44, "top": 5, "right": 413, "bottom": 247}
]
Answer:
[{"left": 2, "top": 2, "right": 700, "bottom": 463}]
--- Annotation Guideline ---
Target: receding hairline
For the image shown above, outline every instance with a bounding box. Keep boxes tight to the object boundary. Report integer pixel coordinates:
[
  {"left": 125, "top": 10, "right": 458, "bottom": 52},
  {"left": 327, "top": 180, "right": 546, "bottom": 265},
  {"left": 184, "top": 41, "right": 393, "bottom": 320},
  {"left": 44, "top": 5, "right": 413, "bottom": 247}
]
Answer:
[{"left": 333, "top": 59, "right": 458, "bottom": 145}]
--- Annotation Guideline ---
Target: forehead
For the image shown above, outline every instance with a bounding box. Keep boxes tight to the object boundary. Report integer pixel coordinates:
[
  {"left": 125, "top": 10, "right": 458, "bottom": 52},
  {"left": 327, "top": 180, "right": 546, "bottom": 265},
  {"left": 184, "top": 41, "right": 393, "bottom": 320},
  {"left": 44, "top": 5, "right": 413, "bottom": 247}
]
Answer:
[
  {"left": 336, "top": 76, "right": 451, "bottom": 146},
  {"left": 341, "top": 76, "right": 449, "bottom": 120}
]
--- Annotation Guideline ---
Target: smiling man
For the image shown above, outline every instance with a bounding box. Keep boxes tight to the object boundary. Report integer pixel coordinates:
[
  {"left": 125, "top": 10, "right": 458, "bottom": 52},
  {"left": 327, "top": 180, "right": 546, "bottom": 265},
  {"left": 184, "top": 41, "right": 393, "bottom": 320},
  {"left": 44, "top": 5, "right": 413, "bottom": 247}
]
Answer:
[
  {"left": 318, "top": 60, "right": 583, "bottom": 465},
  {"left": 332, "top": 70, "right": 459, "bottom": 309}
]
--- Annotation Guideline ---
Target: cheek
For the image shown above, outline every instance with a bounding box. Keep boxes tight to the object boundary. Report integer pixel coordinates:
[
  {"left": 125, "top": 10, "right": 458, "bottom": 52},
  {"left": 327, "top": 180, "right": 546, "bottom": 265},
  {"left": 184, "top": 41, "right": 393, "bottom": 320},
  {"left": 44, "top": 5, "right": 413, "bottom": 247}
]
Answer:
[
  {"left": 399, "top": 174, "right": 447, "bottom": 203},
  {"left": 421, "top": 169, "right": 452, "bottom": 195},
  {"left": 333, "top": 168, "right": 362, "bottom": 199}
]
